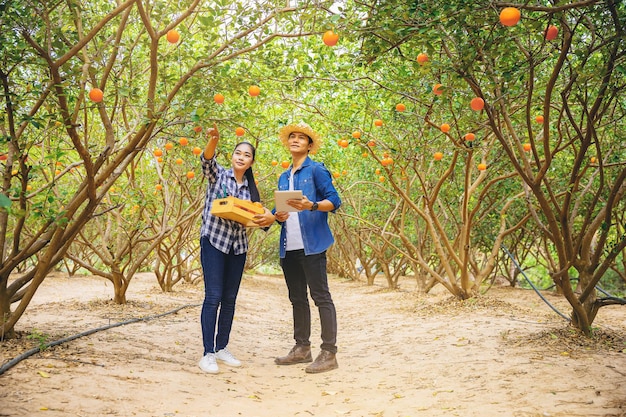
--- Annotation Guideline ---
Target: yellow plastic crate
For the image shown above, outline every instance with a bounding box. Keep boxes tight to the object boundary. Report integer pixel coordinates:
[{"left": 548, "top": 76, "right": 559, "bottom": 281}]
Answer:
[{"left": 210, "top": 196, "right": 264, "bottom": 227}]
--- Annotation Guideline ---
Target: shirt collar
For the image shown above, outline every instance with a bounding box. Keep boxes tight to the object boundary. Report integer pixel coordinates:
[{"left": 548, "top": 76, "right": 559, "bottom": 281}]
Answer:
[{"left": 226, "top": 167, "right": 248, "bottom": 187}]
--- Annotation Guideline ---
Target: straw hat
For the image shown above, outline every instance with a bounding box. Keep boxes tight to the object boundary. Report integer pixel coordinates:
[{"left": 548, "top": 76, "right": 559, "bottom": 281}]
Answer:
[{"left": 278, "top": 122, "right": 322, "bottom": 154}]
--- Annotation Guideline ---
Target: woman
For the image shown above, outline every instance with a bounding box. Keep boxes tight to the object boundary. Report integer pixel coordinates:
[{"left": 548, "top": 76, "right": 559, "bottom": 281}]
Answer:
[{"left": 198, "top": 123, "right": 271, "bottom": 374}]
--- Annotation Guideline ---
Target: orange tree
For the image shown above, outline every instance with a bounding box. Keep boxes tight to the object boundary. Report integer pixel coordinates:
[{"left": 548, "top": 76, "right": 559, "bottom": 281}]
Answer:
[
  {"left": 0, "top": 0, "right": 341, "bottom": 338},
  {"left": 64, "top": 140, "right": 206, "bottom": 302},
  {"left": 258, "top": 40, "right": 533, "bottom": 296},
  {"left": 353, "top": 0, "right": 626, "bottom": 334}
]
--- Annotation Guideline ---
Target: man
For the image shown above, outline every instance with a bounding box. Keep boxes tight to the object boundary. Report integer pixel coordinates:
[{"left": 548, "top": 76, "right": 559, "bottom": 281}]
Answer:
[{"left": 273, "top": 121, "right": 341, "bottom": 374}]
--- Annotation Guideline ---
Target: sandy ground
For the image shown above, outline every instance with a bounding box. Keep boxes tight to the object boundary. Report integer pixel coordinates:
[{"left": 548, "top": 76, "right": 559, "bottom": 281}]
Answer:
[{"left": 1, "top": 272, "right": 625, "bottom": 417}]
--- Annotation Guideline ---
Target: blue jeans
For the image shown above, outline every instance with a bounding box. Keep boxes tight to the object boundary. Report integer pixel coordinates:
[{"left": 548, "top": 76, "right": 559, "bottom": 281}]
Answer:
[
  {"left": 280, "top": 250, "right": 337, "bottom": 353},
  {"left": 200, "top": 237, "right": 246, "bottom": 355}
]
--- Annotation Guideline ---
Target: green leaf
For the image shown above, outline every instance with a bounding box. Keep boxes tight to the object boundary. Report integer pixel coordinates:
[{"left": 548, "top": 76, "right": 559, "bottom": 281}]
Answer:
[{"left": 0, "top": 193, "right": 11, "bottom": 209}]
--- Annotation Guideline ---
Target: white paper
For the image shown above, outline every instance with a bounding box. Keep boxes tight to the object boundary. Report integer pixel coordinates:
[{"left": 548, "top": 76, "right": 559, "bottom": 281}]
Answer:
[{"left": 274, "top": 190, "right": 303, "bottom": 212}]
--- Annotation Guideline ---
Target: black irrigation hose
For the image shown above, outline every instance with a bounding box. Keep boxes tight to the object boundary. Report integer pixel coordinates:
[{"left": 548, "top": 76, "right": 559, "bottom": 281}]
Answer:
[
  {"left": 595, "top": 284, "right": 626, "bottom": 304},
  {"left": 501, "top": 245, "right": 571, "bottom": 322},
  {"left": 0, "top": 302, "right": 201, "bottom": 376}
]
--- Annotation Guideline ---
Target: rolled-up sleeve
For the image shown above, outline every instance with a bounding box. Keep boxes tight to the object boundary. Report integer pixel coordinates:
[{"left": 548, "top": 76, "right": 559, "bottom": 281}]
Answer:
[{"left": 314, "top": 164, "right": 341, "bottom": 211}]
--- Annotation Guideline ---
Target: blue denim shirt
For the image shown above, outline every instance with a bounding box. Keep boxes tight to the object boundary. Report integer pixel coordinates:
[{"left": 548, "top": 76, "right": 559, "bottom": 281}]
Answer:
[{"left": 277, "top": 157, "right": 341, "bottom": 258}]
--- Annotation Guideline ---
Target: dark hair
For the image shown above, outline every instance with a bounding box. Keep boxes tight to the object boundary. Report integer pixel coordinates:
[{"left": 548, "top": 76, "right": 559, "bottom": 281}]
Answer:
[{"left": 234, "top": 142, "right": 260, "bottom": 203}]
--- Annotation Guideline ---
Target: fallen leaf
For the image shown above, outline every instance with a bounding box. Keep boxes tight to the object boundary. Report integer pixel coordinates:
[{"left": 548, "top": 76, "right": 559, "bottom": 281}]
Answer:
[{"left": 38, "top": 371, "right": 50, "bottom": 378}]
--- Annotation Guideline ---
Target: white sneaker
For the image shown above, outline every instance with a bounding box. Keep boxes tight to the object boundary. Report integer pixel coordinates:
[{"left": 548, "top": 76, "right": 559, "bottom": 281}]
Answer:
[
  {"left": 199, "top": 353, "right": 219, "bottom": 374},
  {"left": 215, "top": 347, "right": 242, "bottom": 367}
]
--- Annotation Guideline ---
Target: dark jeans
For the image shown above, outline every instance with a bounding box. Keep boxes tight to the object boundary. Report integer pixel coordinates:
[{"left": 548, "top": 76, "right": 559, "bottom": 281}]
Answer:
[
  {"left": 280, "top": 249, "right": 337, "bottom": 353},
  {"left": 200, "top": 237, "right": 246, "bottom": 355}
]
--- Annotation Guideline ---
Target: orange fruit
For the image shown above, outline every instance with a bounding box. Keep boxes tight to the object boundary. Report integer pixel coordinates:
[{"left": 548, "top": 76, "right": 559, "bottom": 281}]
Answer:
[
  {"left": 416, "top": 53, "right": 429, "bottom": 65},
  {"left": 153, "top": 149, "right": 163, "bottom": 157},
  {"left": 175, "top": 158, "right": 183, "bottom": 165},
  {"left": 375, "top": 168, "right": 381, "bottom": 175},
  {"left": 433, "top": 83, "right": 443, "bottom": 96},
  {"left": 374, "top": 119, "right": 383, "bottom": 127},
  {"left": 322, "top": 30, "right": 339, "bottom": 46},
  {"left": 157, "top": 157, "right": 163, "bottom": 163},
  {"left": 362, "top": 152, "right": 368, "bottom": 158},
  {"left": 179, "top": 137, "right": 189, "bottom": 146},
  {"left": 271, "top": 160, "right": 278, "bottom": 166},
  {"left": 381, "top": 157, "right": 393, "bottom": 166},
  {"left": 89, "top": 88, "right": 103, "bottom": 103},
  {"left": 166, "top": 29, "right": 180, "bottom": 43},
  {"left": 367, "top": 140, "right": 376, "bottom": 147},
  {"left": 500, "top": 7, "right": 521, "bottom": 27},
  {"left": 214, "top": 93, "right": 225, "bottom": 104},
  {"left": 55, "top": 169, "right": 61, "bottom": 176},
  {"left": 590, "top": 157, "right": 597, "bottom": 163},
  {"left": 192, "top": 146, "right": 202, "bottom": 155},
  {"left": 342, "top": 170, "right": 347, "bottom": 175},
  {"left": 440, "top": 123, "right": 451, "bottom": 133},
  {"left": 545, "top": 25, "right": 558, "bottom": 41},
  {"left": 26, "top": 185, "right": 32, "bottom": 191},
  {"left": 281, "top": 161, "right": 289, "bottom": 169},
  {"left": 235, "top": 127, "right": 245, "bottom": 136},
  {"left": 433, "top": 152, "right": 443, "bottom": 161},
  {"left": 523, "top": 143, "right": 531, "bottom": 152},
  {"left": 478, "top": 163, "right": 487, "bottom": 171},
  {"left": 535, "top": 115, "right": 544, "bottom": 124},
  {"left": 470, "top": 97, "right": 485, "bottom": 111},
  {"left": 379, "top": 176, "right": 385, "bottom": 182},
  {"left": 186, "top": 171, "right": 195, "bottom": 179},
  {"left": 464, "top": 133, "right": 476, "bottom": 141},
  {"left": 333, "top": 172, "right": 340, "bottom": 178},
  {"left": 352, "top": 131, "right": 361, "bottom": 139},
  {"left": 155, "top": 184, "right": 163, "bottom": 191},
  {"left": 339, "top": 139, "right": 349, "bottom": 148},
  {"left": 193, "top": 126, "right": 202, "bottom": 133},
  {"left": 396, "top": 103, "right": 406, "bottom": 112},
  {"left": 165, "top": 142, "right": 174, "bottom": 150},
  {"left": 248, "top": 85, "right": 260, "bottom": 97},
  {"left": 0, "top": 154, "right": 7, "bottom": 161}
]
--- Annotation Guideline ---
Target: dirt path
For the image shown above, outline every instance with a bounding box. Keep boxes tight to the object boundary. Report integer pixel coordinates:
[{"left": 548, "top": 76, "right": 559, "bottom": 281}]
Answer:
[{"left": 1, "top": 272, "right": 625, "bottom": 417}]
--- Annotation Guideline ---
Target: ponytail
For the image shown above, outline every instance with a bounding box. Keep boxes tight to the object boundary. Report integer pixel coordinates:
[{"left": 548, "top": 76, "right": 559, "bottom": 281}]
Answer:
[{"left": 245, "top": 167, "right": 260, "bottom": 202}]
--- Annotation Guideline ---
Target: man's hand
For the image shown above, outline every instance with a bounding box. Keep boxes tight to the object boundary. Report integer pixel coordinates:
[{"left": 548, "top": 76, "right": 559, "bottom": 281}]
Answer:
[
  {"left": 274, "top": 210, "right": 290, "bottom": 222},
  {"left": 286, "top": 195, "right": 313, "bottom": 211}
]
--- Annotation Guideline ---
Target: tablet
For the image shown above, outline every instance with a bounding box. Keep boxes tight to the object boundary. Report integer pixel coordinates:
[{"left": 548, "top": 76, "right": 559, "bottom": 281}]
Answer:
[{"left": 274, "top": 190, "right": 303, "bottom": 212}]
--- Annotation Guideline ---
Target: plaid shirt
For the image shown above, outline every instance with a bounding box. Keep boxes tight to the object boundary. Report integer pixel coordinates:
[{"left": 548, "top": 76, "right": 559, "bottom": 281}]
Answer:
[{"left": 200, "top": 155, "right": 251, "bottom": 255}]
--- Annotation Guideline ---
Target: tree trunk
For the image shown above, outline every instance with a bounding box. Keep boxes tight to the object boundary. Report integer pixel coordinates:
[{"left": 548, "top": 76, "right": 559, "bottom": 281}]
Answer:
[
  {"left": 0, "top": 290, "right": 14, "bottom": 340},
  {"left": 570, "top": 272, "right": 598, "bottom": 336},
  {"left": 111, "top": 270, "right": 127, "bottom": 305}
]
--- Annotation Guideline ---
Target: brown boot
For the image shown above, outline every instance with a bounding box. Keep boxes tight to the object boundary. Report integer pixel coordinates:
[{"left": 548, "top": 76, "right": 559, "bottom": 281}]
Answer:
[
  {"left": 305, "top": 350, "right": 338, "bottom": 374},
  {"left": 274, "top": 345, "right": 312, "bottom": 365}
]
